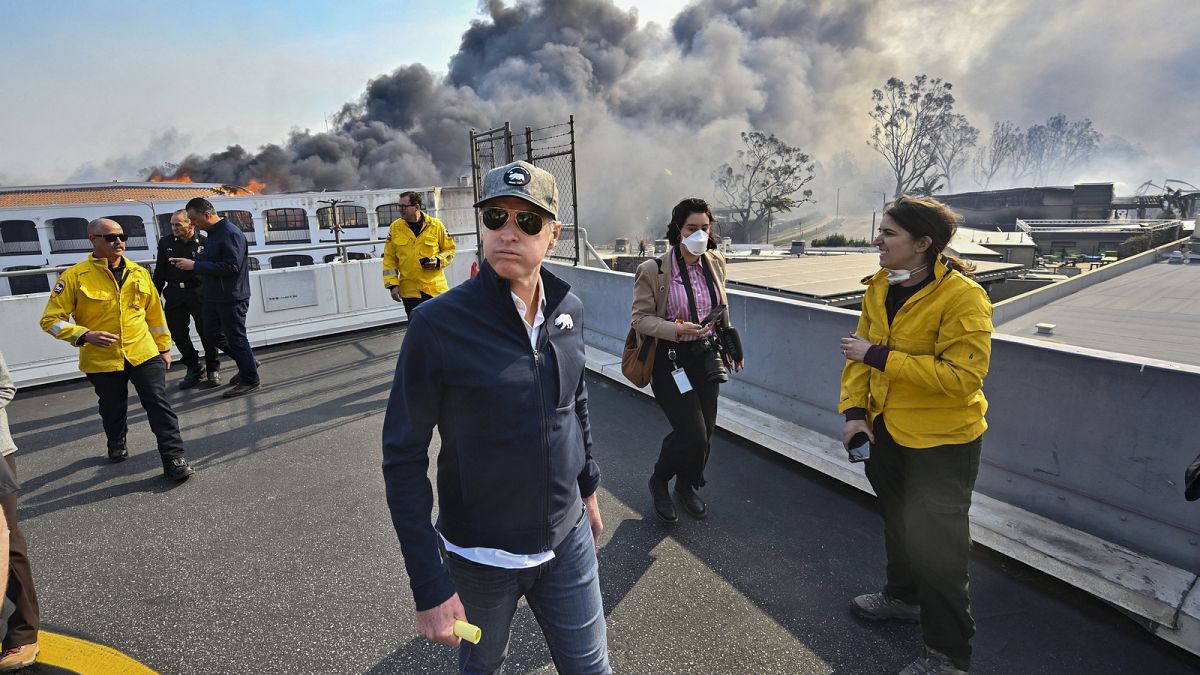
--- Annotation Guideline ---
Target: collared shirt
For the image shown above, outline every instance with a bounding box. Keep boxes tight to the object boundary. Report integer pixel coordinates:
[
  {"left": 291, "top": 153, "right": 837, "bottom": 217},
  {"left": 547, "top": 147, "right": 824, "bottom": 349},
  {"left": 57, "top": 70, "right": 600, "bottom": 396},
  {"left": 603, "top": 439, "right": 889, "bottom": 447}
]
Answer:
[
  {"left": 440, "top": 275, "right": 555, "bottom": 569},
  {"left": 666, "top": 255, "right": 715, "bottom": 342}
]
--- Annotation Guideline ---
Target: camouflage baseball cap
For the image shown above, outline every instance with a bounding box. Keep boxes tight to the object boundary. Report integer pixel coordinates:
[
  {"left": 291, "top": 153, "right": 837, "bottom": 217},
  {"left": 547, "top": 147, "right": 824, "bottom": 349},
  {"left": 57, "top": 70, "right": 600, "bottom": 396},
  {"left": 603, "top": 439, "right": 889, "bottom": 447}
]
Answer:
[{"left": 474, "top": 160, "right": 558, "bottom": 219}]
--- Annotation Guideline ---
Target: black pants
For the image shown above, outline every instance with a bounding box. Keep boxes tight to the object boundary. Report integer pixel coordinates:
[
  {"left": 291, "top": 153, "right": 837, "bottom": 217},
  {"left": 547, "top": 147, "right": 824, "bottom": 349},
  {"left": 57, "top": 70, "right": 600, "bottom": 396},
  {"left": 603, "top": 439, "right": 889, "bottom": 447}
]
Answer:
[
  {"left": 864, "top": 416, "right": 982, "bottom": 671},
  {"left": 401, "top": 292, "right": 434, "bottom": 315},
  {"left": 164, "top": 288, "right": 230, "bottom": 373},
  {"left": 1, "top": 455, "right": 38, "bottom": 650},
  {"left": 85, "top": 358, "right": 185, "bottom": 463},
  {"left": 648, "top": 340, "right": 720, "bottom": 489},
  {"left": 202, "top": 299, "right": 259, "bottom": 386}
]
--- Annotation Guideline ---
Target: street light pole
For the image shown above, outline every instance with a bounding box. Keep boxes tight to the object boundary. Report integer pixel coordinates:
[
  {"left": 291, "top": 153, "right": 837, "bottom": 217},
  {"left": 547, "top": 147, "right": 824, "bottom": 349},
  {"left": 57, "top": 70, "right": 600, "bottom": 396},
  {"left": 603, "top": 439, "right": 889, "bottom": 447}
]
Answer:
[
  {"left": 318, "top": 198, "right": 353, "bottom": 262},
  {"left": 871, "top": 191, "right": 888, "bottom": 240},
  {"left": 835, "top": 186, "right": 843, "bottom": 229}
]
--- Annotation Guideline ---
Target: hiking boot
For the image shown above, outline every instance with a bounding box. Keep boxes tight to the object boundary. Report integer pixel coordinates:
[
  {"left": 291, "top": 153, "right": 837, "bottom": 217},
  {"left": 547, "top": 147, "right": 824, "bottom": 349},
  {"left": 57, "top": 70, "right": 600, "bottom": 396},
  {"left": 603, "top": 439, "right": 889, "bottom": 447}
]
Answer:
[
  {"left": 851, "top": 592, "right": 920, "bottom": 622},
  {"left": 164, "top": 457, "right": 195, "bottom": 481},
  {"left": 179, "top": 367, "right": 203, "bottom": 390},
  {"left": 899, "top": 646, "right": 967, "bottom": 674},
  {"left": 206, "top": 370, "right": 222, "bottom": 388},
  {"left": 0, "top": 642, "right": 39, "bottom": 671},
  {"left": 107, "top": 439, "right": 128, "bottom": 463},
  {"left": 223, "top": 382, "right": 261, "bottom": 398}
]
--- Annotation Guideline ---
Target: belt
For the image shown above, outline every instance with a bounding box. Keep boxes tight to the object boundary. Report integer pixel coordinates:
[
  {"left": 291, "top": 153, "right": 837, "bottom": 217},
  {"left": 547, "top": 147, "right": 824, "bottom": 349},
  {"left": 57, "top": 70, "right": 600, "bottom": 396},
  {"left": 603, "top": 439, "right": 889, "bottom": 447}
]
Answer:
[{"left": 167, "top": 281, "right": 201, "bottom": 290}]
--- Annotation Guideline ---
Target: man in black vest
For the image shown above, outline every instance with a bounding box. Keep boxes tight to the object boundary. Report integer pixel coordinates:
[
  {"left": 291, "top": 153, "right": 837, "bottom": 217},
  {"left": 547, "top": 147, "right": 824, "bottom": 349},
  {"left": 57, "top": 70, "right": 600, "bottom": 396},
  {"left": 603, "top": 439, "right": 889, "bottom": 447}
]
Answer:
[{"left": 153, "top": 209, "right": 231, "bottom": 389}]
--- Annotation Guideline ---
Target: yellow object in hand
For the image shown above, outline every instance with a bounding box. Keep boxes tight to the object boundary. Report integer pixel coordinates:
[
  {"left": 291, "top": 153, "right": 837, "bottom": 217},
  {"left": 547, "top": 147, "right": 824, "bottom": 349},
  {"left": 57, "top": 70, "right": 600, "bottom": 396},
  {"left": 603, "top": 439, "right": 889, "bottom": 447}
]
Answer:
[{"left": 453, "top": 620, "right": 482, "bottom": 644}]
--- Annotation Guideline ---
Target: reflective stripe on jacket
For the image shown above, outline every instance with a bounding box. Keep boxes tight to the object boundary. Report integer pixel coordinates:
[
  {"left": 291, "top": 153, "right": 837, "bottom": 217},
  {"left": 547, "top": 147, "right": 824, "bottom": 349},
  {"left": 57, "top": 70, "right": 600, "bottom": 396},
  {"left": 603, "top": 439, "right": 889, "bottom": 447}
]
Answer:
[
  {"left": 381, "top": 214, "right": 455, "bottom": 297},
  {"left": 838, "top": 257, "right": 993, "bottom": 448},
  {"left": 40, "top": 256, "right": 171, "bottom": 373}
]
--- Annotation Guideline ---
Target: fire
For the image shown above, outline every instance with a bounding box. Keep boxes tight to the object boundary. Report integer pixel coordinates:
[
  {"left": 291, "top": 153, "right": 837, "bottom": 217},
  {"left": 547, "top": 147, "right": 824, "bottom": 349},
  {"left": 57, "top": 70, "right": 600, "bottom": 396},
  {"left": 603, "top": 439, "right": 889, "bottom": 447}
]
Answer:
[
  {"left": 149, "top": 171, "right": 193, "bottom": 184},
  {"left": 245, "top": 179, "right": 266, "bottom": 194}
]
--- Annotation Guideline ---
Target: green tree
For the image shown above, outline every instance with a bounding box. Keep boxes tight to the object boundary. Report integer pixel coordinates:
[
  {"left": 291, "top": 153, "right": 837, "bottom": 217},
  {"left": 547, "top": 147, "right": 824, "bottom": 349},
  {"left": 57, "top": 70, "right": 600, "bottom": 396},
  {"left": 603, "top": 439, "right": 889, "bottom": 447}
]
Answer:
[{"left": 713, "top": 131, "right": 815, "bottom": 243}]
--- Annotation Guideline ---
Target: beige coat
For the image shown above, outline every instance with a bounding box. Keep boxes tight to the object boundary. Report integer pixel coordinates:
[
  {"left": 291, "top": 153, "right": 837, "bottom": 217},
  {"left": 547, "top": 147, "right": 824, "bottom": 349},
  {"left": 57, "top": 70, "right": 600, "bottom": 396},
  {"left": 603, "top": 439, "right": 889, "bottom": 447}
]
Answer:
[{"left": 631, "top": 248, "right": 730, "bottom": 343}]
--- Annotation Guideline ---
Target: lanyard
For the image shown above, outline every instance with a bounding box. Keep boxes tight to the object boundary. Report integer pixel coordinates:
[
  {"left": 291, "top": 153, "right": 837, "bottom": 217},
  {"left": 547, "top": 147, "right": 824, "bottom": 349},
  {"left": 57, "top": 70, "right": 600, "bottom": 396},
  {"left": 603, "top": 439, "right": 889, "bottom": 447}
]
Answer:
[{"left": 674, "top": 247, "right": 718, "bottom": 324}]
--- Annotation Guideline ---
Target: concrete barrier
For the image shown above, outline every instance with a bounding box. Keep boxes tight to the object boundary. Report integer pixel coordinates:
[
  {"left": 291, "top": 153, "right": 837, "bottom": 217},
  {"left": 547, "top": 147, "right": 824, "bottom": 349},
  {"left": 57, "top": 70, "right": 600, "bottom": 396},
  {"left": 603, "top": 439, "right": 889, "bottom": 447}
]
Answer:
[
  {"left": 548, "top": 262, "right": 1200, "bottom": 572},
  {"left": 550, "top": 261, "right": 1200, "bottom": 653}
]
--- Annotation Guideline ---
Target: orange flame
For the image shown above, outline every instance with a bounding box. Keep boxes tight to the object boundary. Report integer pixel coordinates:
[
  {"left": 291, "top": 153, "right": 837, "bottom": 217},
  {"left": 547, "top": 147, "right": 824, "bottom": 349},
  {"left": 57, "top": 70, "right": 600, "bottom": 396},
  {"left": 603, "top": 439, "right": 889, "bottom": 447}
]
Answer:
[
  {"left": 149, "top": 171, "right": 193, "bottom": 184},
  {"left": 245, "top": 179, "right": 265, "bottom": 194}
]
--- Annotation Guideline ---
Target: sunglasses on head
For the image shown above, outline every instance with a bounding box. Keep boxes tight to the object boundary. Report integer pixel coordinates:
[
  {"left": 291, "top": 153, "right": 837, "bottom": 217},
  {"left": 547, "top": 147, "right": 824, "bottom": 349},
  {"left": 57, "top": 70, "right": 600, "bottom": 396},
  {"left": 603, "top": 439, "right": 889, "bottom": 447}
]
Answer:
[
  {"left": 480, "top": 207, "right": 545, "bottom": 236},
  {"left": 93, "top": 233, "right": 128, "bottom": 243}
]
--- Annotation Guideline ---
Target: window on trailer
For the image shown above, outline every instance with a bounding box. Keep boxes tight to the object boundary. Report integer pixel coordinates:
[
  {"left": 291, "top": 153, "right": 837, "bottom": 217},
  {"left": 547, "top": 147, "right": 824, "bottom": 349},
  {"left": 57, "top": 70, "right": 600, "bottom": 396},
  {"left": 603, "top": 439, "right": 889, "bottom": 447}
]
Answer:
[
  {"left": 0, "top": 220, "right": 40, "bottom": 255},
  {"left": 270, "top": 254, "right": 314, "bottom": 268},
  {"left": 5, "top": 266, "right": 50, "bottom": 295}
]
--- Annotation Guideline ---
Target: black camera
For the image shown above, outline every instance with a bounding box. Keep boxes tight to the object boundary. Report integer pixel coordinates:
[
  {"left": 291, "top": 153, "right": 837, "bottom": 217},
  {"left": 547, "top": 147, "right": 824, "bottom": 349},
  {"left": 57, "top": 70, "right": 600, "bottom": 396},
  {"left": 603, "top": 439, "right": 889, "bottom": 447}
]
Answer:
[{"left": 700, "top": 337, "right": 729, "bottom": 383}]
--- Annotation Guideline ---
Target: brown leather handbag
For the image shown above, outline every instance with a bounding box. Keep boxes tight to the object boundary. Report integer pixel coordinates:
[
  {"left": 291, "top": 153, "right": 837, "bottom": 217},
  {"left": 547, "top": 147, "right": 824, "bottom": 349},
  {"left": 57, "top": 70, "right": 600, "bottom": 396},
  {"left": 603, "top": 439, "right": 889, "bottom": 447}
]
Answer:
[{"left": 621, "top": 328, "right": 656, "bottom": 388}]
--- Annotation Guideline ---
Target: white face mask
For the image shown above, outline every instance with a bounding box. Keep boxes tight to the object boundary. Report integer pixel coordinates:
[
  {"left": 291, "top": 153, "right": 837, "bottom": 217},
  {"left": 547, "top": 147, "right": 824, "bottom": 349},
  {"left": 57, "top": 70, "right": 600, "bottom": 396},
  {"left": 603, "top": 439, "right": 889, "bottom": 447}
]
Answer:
[
  {"left": 682, "top": 230, "right": 709, "bottom": 256},
  {"left": 885, "top": 263, "right": 928, "bottom": 285}
]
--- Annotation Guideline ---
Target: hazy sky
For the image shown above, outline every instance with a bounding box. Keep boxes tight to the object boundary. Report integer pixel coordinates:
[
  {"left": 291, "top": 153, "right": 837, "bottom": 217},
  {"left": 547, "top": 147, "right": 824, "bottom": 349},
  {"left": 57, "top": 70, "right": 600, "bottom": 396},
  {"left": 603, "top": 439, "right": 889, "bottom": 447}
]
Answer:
[
  {"left": 1, "top": 0, "right": 1196, "bottom": 206},
  {"left": 0, "top": 0, "right": 689, "bottom": 185}
]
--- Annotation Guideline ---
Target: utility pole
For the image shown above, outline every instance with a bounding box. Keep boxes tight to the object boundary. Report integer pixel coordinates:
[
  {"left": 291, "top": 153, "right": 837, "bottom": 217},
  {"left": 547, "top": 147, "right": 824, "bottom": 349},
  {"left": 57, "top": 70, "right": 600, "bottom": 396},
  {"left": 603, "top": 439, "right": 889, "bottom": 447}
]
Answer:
[
  {"left": 318, "top": 198, "right": 353, "bottom": 263},
  {"left": 871, "top": 190, "right": 888, "bottom": 241}
]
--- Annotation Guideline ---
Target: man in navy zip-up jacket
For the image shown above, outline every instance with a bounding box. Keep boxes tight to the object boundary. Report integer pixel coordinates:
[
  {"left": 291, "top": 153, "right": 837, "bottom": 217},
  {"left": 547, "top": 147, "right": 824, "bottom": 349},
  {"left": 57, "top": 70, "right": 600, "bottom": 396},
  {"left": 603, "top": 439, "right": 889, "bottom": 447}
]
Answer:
[
  {"left": 382, "top": 161, "right": 609, "bottom": 674},
  {"left": 172, "top": 198, "right": 261, "bottom": 398}
]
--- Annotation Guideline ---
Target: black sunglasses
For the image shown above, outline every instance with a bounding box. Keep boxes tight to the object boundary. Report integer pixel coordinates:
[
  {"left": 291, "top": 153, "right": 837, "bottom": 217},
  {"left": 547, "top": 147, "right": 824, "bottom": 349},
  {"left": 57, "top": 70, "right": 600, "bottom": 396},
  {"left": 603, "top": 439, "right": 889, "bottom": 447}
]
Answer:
[
  {"left": 480, "top": 207, "right": 545, "bottom": 236},
  {"left": 92, "top": 233, "right": 129, "bottom": 243}
]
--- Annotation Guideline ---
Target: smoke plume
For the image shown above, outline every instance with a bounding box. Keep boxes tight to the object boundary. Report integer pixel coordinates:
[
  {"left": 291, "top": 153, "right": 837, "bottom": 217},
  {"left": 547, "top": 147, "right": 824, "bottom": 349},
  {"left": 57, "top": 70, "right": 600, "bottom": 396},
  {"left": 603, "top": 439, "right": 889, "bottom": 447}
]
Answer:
[{"left": 142, "top": 0, "right": 1200, "bottom": 239}]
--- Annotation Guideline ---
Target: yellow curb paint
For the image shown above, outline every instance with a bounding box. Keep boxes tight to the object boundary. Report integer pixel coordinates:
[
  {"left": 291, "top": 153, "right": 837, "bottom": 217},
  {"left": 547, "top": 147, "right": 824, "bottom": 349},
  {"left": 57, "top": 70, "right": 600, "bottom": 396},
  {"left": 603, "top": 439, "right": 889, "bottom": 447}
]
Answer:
[{"left": 37, "top": 630, "right": 158, "bottom": 674}]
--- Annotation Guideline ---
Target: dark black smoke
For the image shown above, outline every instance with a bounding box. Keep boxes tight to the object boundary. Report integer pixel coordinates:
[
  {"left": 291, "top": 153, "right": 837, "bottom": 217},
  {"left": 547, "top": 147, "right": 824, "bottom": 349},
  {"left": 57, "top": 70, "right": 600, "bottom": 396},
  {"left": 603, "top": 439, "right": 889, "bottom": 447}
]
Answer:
[{"left": 142, "top": 0, "right": 1197, "bottom": 237}]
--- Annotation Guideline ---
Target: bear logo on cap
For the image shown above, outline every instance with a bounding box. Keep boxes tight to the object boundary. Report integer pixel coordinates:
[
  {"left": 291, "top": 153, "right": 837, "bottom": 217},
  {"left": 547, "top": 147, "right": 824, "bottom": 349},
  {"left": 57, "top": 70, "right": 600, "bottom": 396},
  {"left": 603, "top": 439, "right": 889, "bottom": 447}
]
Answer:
[{"left": 504, "top": 167, "right": 531, "bottom": 186}]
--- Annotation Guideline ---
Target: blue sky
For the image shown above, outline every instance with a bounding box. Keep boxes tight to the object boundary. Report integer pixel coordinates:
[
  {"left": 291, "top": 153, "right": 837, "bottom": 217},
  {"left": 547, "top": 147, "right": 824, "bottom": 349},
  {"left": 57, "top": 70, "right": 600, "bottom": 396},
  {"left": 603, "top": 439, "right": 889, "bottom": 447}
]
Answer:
[{"left": 0, "top": 0, "right": 687, "bottom": 184}]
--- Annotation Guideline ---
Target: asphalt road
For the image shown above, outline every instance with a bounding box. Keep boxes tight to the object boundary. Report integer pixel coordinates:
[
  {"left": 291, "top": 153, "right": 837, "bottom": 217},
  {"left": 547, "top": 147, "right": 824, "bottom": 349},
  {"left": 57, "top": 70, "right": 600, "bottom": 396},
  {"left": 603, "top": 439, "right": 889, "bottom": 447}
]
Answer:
[{"left": 6, "top": 327, "right": 1197, "bottom": 674}]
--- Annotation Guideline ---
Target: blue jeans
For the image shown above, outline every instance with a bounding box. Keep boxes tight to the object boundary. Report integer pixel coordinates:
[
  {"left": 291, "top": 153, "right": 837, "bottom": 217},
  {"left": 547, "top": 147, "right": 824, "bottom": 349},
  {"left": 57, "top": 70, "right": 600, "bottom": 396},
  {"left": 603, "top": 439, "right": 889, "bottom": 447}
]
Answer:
[
  {"left": 202, "top": 299, "right": 258, "bottom": 386},
  {"left": 444, "top": 515, "right": 610, "bottom": 675}
]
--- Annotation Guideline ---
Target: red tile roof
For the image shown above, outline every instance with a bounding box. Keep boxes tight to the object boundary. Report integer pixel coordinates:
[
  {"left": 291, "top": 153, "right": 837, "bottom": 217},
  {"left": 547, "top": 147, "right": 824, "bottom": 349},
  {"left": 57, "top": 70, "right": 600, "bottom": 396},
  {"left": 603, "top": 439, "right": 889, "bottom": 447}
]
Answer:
[{"left": 0, "top": 183, "right": 250, "bottom": 209}]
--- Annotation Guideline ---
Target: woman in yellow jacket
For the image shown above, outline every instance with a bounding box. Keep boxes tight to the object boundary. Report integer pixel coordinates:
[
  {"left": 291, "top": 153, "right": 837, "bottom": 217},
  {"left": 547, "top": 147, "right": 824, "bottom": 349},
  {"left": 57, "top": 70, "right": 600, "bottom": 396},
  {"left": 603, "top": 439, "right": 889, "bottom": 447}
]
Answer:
[{"left": 838, "top": 196, "right": 992, "bottom": 675}]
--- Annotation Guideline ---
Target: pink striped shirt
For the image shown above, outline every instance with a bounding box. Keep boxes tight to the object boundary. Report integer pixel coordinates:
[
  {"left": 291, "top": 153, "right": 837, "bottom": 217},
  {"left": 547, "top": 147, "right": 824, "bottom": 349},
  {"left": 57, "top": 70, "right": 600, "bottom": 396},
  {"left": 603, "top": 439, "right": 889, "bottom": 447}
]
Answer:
[{"left": 666, "top": 255, "right": 717, "bottom": 342}]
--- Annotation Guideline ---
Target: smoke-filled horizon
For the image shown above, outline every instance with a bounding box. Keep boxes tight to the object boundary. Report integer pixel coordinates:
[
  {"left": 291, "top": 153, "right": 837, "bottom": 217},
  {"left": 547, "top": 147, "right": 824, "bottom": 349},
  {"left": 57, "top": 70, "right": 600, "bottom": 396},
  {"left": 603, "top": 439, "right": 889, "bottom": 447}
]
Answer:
[{"left": 78, "top": 0, "right": 1200, "bottom": 239}]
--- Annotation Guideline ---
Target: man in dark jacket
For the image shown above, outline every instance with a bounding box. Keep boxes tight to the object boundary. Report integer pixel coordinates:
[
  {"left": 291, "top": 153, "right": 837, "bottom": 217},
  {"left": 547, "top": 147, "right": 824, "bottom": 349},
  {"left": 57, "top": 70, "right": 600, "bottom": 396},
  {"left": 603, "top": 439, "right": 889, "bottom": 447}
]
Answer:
[
  {"left": 153, "top": 209, "right": 231, "bottom": 389},
  {"left": 382, "top": 161, "right": 609, "bottom": 674},
  {"left": 171, "top": 198, "right": 261, "bottom": 398}
]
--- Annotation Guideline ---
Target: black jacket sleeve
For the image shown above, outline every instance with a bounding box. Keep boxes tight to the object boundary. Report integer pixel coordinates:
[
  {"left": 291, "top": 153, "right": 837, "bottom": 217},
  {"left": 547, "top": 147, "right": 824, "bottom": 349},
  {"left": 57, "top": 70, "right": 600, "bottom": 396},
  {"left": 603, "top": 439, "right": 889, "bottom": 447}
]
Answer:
[
  {"left": 381, "top": 311, "right": 457, "bottom": 611},
  {"left": 152, "top": 237, "right": 169, "bottom": 292},
  {"left": 574, "top": 370, "right": 601, "bottom": 498},
  {"left": 192, "top": 230, "right": 240, "bottom": 277}
]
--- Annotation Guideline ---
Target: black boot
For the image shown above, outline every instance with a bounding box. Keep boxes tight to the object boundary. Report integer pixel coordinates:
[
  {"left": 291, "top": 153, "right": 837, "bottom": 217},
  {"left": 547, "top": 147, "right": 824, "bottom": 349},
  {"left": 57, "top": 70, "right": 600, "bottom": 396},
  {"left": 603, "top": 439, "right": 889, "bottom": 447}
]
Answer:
[
  {"left": 107, "top": 438, "right": 128, "bottom": 463},
  {"left": 649, "top": 476, "right": 677, "bottom": 523},
  {"left": 674, "top": 483, "right": 707, "bottom": 519},
  {"left": 163, "top": 457, "right": 195, "bottom": 481},
  {"left": 206, "top": 370, "right": 221, "bottom": 388},
  {"left": 179, "top": 366, "right": 203, "bottom": 390}
]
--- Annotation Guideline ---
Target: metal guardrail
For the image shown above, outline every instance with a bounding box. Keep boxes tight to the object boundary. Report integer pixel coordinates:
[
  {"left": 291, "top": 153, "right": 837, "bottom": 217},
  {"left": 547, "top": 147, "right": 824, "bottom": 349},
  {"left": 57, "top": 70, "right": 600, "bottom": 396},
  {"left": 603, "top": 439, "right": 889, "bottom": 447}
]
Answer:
[
  {"left": 1016, "top": 218, "right": 1182, "bottom": 234},
  {"left": 0, "top": 232, "right": 481, "bottom": 279}
]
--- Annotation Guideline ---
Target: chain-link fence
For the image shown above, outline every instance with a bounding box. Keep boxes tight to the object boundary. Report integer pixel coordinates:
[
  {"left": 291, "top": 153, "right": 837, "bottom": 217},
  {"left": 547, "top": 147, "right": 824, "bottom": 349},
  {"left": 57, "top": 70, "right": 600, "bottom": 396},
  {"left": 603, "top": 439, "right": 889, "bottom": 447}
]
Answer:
[{"left": 469, "top": 117, "right": 580, "bottom": 265}]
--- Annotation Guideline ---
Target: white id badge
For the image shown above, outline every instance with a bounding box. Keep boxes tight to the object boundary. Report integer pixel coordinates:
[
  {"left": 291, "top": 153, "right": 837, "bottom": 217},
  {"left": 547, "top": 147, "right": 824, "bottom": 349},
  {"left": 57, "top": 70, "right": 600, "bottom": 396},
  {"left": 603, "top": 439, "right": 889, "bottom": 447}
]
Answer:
[{"left": 671, "top": 367, "right": 693, "bottom": 394}]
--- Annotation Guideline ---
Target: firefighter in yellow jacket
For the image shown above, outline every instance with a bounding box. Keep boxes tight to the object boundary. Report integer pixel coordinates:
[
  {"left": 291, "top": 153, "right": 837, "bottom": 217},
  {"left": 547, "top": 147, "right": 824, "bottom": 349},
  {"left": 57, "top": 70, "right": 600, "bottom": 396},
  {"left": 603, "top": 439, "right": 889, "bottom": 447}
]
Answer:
[
  {"left": 40, "top": 218, "right": 195, "bottom": 481},
  {"left": 382, "top": 191, "right": 456, "bottom": 314}
]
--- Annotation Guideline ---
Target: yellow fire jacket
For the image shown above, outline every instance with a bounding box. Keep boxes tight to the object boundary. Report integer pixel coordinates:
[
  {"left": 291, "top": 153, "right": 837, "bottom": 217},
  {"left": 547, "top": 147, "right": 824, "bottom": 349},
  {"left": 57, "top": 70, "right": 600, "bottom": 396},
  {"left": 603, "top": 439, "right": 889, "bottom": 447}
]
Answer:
[
  {"left": 40, "top": 256, "right": 172, "bottom": 373},
  {"left": 382, "top": 214, "right": 455, "bottom": 298},
  {"left": 838, "top": 257, "right": 993, "bottom": 448}
]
